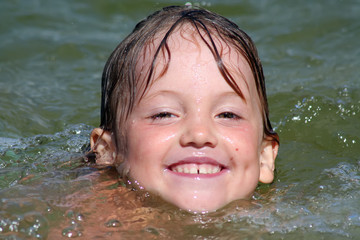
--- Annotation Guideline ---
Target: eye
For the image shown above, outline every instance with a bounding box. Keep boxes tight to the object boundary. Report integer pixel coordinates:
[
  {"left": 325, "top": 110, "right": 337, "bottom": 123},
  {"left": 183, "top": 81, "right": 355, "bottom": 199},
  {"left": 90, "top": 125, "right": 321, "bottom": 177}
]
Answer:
[
  {"left": 216, "top": 112, "right": 241, "bottom": 120},
  {"left": 150, "top": 112, "right": 176, "bottom": 120}
]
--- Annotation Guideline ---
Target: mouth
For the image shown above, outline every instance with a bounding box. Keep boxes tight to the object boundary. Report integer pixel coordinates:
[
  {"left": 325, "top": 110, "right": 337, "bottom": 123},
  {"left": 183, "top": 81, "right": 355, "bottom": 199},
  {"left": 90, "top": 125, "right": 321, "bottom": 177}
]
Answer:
[
  {"left": 170, "top": 163, "right": 222, "bottom": 174},
  {"left": 167, "top": 158, "right": 226, "bottom": 175}
]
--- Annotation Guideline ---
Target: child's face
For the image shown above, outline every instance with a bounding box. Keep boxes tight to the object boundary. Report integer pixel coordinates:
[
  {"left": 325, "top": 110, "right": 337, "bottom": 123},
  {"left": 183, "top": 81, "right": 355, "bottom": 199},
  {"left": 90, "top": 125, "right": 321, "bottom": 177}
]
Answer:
[{"left": 123, "top": 29, "right": 274, "bottom": 212}]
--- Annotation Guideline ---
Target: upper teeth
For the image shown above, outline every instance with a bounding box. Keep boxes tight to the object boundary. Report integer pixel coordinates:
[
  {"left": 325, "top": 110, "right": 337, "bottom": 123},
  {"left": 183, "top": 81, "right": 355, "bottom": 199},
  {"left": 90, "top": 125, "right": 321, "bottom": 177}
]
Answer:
[{"left": 171, "top": 164, "right": 221, "bottom": 174}]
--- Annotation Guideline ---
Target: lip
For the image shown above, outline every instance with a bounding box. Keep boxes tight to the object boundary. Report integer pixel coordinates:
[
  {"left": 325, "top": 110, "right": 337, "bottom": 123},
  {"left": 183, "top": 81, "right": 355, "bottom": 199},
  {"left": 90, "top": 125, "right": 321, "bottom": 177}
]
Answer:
[{"left": 165, "top": 157, "right": 228, "bottom": 178}]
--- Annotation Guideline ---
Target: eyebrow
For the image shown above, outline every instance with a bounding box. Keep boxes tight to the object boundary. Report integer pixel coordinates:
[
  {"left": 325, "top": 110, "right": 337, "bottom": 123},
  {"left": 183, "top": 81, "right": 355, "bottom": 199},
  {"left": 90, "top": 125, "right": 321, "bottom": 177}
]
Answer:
[
  {"left": 142, "top": 90, "right": 248, "bottom": 106},
  {"left": 140, "top": 90, "right": 181, "bottom": 102},
  {"left": 216, "top": 91, "right": 248, "bottom": 104}
]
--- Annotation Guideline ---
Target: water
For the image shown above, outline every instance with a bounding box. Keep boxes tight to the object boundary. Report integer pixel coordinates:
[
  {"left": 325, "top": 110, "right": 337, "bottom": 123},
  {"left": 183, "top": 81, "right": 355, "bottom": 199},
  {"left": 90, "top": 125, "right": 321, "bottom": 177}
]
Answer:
[{"left": 1, "top": 0, "right": 359, "bottom": 239}]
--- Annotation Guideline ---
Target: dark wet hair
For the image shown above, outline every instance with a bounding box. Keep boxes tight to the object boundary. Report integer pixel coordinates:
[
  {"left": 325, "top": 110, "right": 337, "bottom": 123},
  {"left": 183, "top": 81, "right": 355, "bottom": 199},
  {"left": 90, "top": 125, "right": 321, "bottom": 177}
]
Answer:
[{"left": 100, "top": 5, "right": 278, "bottom": 157}]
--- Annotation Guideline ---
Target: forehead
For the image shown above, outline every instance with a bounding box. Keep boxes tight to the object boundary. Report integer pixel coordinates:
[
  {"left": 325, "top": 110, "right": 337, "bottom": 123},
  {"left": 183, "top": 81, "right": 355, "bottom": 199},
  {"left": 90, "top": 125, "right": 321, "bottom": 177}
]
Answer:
[{"left": 135, "top": 23, "right": 258, "bottom": 102}]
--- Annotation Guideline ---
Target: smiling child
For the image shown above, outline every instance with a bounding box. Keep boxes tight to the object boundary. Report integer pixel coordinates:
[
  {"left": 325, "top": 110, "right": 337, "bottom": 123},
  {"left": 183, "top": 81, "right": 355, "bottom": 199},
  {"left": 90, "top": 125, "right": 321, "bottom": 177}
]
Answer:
[{"left": 89, "top": 5, "right": 279, "bottom": 213}]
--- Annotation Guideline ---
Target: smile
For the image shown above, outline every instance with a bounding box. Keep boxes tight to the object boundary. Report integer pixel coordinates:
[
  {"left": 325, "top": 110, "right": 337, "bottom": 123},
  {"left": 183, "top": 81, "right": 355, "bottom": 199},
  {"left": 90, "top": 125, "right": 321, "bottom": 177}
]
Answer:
[{"left": 171, "top": 163, "right": 221, "bottom": 174}]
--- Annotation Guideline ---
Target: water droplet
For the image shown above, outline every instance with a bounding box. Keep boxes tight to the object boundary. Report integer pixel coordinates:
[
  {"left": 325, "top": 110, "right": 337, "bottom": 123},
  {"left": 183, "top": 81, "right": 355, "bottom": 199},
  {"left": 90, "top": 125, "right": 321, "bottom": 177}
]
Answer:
[
  {"left": 76, "top": 213, "right": 84, "bottom": 221},
  {"left": 62, "top": 226, "right": 82, "bottom": 238},
  {"left": 105, "top": 219, "right": 122, "bottom": 228}
]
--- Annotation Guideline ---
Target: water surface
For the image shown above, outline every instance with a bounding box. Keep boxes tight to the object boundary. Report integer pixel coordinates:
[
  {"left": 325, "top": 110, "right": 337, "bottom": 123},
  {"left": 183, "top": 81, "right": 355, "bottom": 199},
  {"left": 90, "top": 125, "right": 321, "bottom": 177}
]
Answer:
[{"left": 1, "top": 0, "right": 359, "bottom": 239}]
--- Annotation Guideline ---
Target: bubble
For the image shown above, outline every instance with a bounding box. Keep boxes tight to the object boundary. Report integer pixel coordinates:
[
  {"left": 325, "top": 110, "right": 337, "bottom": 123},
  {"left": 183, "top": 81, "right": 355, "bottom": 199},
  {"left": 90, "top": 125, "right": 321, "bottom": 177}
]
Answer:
[
  {"left": 105, "top": 219, "right": 122, "bottom": 228},
  {"left": 76, "top": 213, "right": 84, "bottom": 222},
  {"left": 62, "top": 226, "right": 82, "bottom": 238}
]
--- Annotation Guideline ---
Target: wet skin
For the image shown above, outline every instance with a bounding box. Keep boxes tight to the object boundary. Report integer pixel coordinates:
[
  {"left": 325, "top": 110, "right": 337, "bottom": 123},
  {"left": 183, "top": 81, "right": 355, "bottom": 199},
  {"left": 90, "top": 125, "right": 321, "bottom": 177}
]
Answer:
[{"left": 122, "top": 28, "right": 276, "bottom": 212}]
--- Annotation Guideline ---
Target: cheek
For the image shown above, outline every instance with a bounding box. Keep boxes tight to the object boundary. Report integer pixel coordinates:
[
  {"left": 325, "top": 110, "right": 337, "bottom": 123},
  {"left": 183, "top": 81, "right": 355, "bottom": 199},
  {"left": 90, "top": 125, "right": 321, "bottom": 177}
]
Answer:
[
  {"left": 221, "top": 125, "right": 262, "bottom": 160},
  {"left": 124, "top": 123, "right": 179, "bottom": 188},
  {"left": 226, "top": 126, "right": 260, "bottom": 146},
  {"left": 125, "top": 123, "right": 178, "bottom": 164}
]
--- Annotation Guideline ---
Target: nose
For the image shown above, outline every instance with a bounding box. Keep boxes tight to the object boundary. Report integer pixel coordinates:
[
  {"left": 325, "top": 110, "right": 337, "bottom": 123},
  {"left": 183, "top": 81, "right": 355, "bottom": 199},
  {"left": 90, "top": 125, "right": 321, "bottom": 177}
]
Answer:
[{"left": 179, "top": 115, "right": 218, "bottom": 148}]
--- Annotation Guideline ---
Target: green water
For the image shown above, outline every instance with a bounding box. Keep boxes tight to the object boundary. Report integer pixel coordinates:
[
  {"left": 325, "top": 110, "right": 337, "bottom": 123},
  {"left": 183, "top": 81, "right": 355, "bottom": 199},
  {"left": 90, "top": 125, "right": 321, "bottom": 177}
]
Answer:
[{"left": 1, "top": 0, "right": 359, "bottom": 239}]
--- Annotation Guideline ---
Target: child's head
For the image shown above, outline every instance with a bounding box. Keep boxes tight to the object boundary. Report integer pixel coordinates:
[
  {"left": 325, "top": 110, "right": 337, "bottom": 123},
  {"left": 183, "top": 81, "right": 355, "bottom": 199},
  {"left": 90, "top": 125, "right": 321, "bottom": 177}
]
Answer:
[{"left": 90, "top": 5, "right": 279, "bottom": 212}]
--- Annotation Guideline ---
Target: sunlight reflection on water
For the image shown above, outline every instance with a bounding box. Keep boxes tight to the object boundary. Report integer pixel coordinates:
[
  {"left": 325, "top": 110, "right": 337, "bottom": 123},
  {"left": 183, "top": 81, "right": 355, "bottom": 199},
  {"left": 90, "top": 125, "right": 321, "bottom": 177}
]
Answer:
[{"left": 1, "top": 0, "right": 359, "bottom": 238}]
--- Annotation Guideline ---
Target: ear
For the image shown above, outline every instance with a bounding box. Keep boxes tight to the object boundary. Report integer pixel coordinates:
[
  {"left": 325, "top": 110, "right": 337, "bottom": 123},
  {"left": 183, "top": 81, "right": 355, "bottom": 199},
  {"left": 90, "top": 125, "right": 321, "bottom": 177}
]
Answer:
[
  {"left": 259, "top": 139, "right": 279, "bottom": 183},
  {"left": 90, "top": 128, "right": 116, "bottom": 165}
]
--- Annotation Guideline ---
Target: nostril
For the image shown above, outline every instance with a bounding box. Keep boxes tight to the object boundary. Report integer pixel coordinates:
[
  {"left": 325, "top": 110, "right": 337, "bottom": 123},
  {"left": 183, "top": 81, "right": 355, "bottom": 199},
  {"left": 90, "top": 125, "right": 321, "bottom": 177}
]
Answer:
[
  {"left": 179, "top": 119, "right": 218, "bottom": 148},
  {"left": 180, "top": 133, "right": 218, "bottom": 148}
]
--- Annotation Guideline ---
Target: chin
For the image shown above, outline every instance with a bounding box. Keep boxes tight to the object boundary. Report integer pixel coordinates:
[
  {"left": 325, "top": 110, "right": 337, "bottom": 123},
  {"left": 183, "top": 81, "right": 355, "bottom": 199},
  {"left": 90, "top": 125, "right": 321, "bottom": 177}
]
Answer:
[{"left": 160, "top": 190, "right": 231, "bottom": 213}]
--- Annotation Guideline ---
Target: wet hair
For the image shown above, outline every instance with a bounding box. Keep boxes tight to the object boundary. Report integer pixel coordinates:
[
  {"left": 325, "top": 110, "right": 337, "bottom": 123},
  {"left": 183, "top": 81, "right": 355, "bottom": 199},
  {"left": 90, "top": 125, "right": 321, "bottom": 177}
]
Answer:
[{"left": 100, "top": 5, "right": 279, "bottom": 159}]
